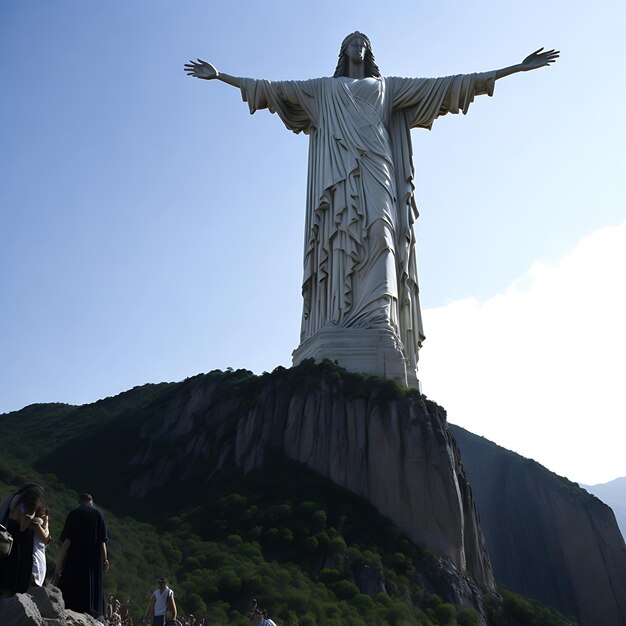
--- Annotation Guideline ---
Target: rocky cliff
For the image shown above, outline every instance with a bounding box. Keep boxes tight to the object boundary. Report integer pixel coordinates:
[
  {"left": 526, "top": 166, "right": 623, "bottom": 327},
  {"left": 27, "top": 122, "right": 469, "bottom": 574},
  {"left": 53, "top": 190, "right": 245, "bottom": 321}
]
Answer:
[
  {"left": 451, "top": 424, "right": 626, "bottom": 626},
  {"left": 128, "top": 363, "right": 495, "bottom": 601}
]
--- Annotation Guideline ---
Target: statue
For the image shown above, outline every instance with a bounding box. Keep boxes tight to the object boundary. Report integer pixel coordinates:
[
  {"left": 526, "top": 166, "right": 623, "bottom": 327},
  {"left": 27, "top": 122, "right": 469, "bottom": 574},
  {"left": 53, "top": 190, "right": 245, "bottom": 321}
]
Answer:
[{"left": 185, "top": 33, "right": 558, "bottom": 386}]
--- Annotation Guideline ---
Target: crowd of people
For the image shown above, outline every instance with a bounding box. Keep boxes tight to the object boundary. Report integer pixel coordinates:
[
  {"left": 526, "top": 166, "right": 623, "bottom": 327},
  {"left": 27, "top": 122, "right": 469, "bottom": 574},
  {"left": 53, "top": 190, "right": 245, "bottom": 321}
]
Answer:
[{"left": 0, "top": 484, "right": 293, "bottom": 626}]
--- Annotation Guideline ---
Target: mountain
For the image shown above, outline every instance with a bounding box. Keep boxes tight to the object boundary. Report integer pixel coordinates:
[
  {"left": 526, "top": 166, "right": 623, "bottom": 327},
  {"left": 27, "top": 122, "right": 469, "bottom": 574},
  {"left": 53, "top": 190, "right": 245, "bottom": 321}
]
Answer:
[
  {"left": 0, "top": 362, "right": 582, "bottom": 625},
  {"left": 451, "top": 424, "right": 626, "bottom": 626},
  {"left": 126, "top": 362, "right": 495, "bottom": 598},
  {"left": 582, "top": 477, "right": 626, "bottom": 540}
]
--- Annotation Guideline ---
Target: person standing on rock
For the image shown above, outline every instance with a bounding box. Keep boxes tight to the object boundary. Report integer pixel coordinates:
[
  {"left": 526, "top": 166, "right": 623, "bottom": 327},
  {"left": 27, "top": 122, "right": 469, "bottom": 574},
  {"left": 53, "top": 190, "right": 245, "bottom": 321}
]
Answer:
[
  {"left": 55, "top": 492, "right": 109, "bottom": 618},
  {"left": 0, "top": 485, "right": 43, "bottom": 596}
]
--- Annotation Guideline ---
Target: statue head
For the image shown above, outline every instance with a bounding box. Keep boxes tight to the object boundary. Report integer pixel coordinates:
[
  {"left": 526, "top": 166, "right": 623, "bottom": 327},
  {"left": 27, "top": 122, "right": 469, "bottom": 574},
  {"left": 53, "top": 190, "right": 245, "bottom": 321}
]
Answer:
[{"left": 333, "top": 32, "right": 381, "bottom": 78}]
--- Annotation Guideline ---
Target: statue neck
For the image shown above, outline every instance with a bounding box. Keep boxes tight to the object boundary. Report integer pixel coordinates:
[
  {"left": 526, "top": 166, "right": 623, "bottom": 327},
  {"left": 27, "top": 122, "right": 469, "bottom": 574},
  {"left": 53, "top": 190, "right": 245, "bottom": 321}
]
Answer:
[{"left": 346, "top": 60, "right": 366, "bottom": 79}]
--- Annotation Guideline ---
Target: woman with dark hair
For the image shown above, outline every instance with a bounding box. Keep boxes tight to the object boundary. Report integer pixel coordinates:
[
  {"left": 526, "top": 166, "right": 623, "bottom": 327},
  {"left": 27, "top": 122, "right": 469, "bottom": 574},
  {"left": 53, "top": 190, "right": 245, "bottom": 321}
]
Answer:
[
  {"left": 185, "top": 33, "right": 557, "bottom": 386},
  {"left": 0, "top": 486, "right": 43, "bottom": 595}
]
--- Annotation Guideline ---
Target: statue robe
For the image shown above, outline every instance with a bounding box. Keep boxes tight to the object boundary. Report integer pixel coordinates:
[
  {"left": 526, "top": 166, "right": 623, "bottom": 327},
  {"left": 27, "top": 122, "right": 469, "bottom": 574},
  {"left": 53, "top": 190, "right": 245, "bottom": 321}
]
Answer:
[{"left": 241, "top": 71, "right": 495, "bottom": 375}]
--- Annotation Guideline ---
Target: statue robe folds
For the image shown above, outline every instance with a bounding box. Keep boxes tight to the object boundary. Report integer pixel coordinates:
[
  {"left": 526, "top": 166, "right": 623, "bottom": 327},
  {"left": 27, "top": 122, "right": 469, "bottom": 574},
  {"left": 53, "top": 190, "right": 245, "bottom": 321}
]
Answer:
[{"left": 240, "top": 72, "right": 495, "bottom": 385}]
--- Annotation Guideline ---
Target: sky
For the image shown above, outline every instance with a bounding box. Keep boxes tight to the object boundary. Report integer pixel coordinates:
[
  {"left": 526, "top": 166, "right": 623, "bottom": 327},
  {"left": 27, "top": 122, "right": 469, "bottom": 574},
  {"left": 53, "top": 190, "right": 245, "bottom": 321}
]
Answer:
[{"left": 1, "top": 1, "right": 625, "bottom": 485}]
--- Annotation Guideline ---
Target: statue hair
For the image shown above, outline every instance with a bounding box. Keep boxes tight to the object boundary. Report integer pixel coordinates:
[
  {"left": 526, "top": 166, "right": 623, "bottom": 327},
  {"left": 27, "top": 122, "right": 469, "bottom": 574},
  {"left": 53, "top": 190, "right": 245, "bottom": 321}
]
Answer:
[{"left": 333, "top": 32, "right": 381, "bottom": 78}]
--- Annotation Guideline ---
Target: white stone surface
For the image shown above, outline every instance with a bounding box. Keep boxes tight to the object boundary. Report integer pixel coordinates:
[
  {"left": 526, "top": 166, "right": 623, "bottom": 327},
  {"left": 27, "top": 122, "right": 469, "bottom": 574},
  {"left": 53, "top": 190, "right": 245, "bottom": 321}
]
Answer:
[
  {"left": 185, "top": 35, "right": 558, "bottom": 385},
  {"left": 292, "top": 326, "right": 417, "bottom": 387},
  {"left": 241, "top": 69, "right": 494, "bottom": 385}
]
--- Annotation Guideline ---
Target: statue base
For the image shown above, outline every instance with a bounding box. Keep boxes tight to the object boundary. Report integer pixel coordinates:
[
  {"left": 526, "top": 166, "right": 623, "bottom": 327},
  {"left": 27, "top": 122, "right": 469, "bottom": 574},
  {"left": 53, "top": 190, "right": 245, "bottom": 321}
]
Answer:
[{"left": 292, "top": 327, "right": 419, "bottom": 388}]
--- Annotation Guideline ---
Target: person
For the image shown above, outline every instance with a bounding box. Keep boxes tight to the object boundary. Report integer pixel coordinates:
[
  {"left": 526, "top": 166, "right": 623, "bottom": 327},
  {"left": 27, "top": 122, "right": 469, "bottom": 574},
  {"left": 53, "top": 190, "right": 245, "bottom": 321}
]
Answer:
[
  {"left": 120, "top": 597, "right": 133, "bottom": 625},
  {"left": 144, "top": 577, "right": 177, "bottom": 626},
  {"left": 55, "top": 492, "right": 109, "bottom": 618},
  {"left": 110, "top": 602, "right": 122, "bottom": 626},
  {"left": 251, "top": 608, "right": 276, "bottom": 626},
  {"left": 0, "top": 483, "right": 45, "bottom": 523},
  {"left": 31, "top": 504, "right": 51, "bottom": 586},
  {"left": 185, "top": 34, "right": 558, "bottom": 385},
  {"left": 106, "top": 596, "right": 115, "bottom": 622},
  {"left": 0, "top": 485, "right": 43, "bottom": 596},
  {"left": 247, "top": 597, "right": 258, "bottom": 625}
]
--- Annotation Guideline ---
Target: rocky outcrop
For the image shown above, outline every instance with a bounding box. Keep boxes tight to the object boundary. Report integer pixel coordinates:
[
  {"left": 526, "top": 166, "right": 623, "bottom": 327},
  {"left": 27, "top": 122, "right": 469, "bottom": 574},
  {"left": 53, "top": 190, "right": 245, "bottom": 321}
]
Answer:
[
  {"left": 0, "top": 585, "right": 102, "bottom": 625},
  {"left": 128, "top": 365, "right": 495, "bottom": 600},
  {"left": 451, "top": 424, "right": 626, "bottom": 626}
]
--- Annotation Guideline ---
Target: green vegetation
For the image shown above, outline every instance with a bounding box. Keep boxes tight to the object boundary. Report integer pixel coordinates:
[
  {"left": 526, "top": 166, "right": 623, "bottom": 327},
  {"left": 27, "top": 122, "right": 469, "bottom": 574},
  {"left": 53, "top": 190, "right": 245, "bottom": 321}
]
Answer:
[
  {"left": 485, "top": 587, "right": 579, "bottom": 626},
  {"left": 0, "top": 363, "right": 579, "bottom": 625}
]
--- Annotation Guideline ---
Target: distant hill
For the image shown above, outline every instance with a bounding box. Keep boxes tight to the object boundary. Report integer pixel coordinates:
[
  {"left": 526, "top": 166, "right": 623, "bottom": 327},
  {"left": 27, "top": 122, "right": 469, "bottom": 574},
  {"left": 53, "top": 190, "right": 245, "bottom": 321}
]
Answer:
[
  {"left": 581, "top": 477, "right": 626, "bottom": 540},
  {"left": 0, "top": 363, "right": 586, "bottom": 625}
]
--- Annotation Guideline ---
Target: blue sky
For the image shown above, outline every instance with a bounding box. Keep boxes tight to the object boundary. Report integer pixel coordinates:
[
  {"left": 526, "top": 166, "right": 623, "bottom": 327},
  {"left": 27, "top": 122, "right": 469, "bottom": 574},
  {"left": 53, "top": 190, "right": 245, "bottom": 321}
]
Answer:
[{"left": 1, "top": 1, "right": 625, "bottom": 484}]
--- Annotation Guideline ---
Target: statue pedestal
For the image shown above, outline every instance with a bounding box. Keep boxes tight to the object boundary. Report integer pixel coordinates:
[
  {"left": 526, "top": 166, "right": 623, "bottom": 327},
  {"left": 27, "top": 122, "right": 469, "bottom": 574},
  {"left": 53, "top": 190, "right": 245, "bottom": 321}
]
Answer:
[{"left": 292, "top": 327, "right": 419, "bottom": 388}]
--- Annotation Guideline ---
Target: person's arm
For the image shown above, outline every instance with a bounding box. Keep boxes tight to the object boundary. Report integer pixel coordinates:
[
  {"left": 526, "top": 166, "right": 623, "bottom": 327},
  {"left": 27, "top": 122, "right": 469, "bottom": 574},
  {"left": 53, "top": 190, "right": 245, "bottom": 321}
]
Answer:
[
  {"left": 144, "top": 594, "right": 156, "bottom": 622},
  {"left": 54, "top": 539, "right": 71, "bottom": 581},
  {"left": 31, "top": 517, "right": 50, "bottom": 543},
  {"left": 100, "top": 541, "right": 109, "bottom": 572},
  {"left": 493, "top": 48, "right": 559, "bottom": 81},
  {"left": 168, "top": 592, "right": 177, "bottom": 621}
]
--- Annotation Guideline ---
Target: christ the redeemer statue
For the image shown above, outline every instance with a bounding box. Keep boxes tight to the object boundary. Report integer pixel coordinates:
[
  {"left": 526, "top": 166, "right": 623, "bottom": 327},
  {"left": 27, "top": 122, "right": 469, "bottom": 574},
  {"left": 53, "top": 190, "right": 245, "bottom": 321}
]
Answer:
[{"left": 185, "top": 33, "right": 558, "bottom": 386}]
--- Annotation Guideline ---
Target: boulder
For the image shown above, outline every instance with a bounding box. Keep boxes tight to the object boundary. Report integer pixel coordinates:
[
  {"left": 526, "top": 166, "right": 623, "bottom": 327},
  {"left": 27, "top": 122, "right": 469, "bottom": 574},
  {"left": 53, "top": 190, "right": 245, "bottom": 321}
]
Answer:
[{"left": 0, "top": 586, "right": 103, "bottom": 626}]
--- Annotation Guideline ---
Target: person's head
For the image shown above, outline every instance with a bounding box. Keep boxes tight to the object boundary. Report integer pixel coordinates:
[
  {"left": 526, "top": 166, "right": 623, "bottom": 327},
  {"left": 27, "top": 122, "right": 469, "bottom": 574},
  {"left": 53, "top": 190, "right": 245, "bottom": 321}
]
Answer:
[
  {"left": 157, "top": 577, "right": 167, "bottom": 590},
  {"left": 333, "top": 32, "right": 381, "bottom": 78},
  {"left": 16, "top": 483, "right": 45, "bottom": 497},
  {"left": 78, "top": 493, "right": 94, "bottom": 506},
  {"left": 35, "top": 504, "right": 49, "bottom": 518},
  {"left": 16, "top": 485, "right": 44, "bottom": 515}
]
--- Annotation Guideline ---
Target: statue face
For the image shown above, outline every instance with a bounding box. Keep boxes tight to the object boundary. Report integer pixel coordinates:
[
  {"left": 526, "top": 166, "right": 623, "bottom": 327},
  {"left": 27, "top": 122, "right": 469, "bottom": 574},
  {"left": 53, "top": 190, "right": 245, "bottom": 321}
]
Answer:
[{"left": 345, "top": 36, "right": 367, "bottom": 64}]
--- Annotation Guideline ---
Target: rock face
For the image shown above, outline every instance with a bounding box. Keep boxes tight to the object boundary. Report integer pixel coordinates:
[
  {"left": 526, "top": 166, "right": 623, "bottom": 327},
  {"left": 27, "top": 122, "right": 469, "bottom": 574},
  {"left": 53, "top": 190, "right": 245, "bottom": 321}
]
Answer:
[
  {"left": 0, "top": 584, "right": 102, "bottom": 625},
  {"left": 451, "top": 424, "right": 626, "bottom": 626},
  {"left": 129, "top": 365, "right": 495, "bottom": 599}
]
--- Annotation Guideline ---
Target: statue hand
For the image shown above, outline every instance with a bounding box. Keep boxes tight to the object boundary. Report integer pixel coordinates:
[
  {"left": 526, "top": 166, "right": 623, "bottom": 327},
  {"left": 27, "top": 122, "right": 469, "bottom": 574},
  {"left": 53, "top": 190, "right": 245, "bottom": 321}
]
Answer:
[
  {"left": 520, "top": 47, "right": 559, "bottom": 71},
  {"left": 184, "top": 59, "right": 219, "bottom": 80}
]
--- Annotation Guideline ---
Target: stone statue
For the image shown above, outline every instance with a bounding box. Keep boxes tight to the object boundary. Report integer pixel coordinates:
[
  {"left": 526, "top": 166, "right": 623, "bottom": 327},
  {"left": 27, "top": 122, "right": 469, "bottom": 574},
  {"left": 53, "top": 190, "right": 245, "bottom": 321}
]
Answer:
[{"left": 185, "top": 33, "right": 558, "bottom": 386}]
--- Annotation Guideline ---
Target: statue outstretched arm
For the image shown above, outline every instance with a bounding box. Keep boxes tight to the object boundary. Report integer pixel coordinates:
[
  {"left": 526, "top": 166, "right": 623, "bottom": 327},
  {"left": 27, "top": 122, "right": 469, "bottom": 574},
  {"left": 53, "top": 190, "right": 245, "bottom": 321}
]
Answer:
[
  {"left": 184, "top": 59, "right": 243, "bottom": 88},
  {"left": 493, "top": 48, "right": 559, "bottom": 81},
  {"left": 184, "top": 59, "right": 308, "bottom": 112}
]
